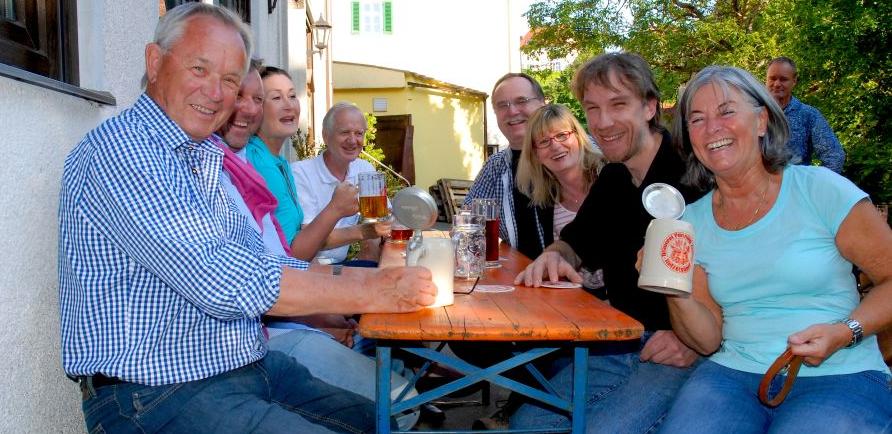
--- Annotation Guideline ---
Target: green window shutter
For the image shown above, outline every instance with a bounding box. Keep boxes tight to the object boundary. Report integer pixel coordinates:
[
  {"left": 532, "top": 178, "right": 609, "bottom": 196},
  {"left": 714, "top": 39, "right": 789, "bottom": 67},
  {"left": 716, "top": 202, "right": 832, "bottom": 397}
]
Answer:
[
  {"left": 352, "top": 1, "right": 360, "bottom": 33},
  {"left": 383, "top": 1, "right": 392, "bottom": 34}
]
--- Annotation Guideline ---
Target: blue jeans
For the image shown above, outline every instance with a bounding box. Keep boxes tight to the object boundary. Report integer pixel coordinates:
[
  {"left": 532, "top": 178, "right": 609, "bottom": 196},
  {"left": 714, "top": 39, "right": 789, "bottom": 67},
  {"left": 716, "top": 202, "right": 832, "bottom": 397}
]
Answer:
[
  {"left": 659, "top": 359, "right": 892, "bottom": 434},
  {"left": 510, "top": 333, "right": 697, "bottom": 434},
  {"left": 268, "top": 329, "right": 419, "bottom": 430},
  {"left": 81, "top": 351, "right": 379, "bottom": 434}
]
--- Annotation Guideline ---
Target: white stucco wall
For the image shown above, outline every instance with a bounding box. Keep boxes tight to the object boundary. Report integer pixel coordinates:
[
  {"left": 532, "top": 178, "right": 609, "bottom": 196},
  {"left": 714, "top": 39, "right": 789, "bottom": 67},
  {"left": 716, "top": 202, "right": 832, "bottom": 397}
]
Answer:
[
  {"left": 0, "top": 0, "right": 295, "bottom": 431},
  {"left": 0, "top": 1, "right": 155, "bottom": 431}
]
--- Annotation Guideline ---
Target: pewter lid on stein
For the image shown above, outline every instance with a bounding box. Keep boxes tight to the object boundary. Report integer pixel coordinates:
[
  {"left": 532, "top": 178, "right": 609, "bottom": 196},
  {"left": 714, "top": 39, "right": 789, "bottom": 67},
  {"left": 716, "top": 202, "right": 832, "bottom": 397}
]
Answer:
[
  {"left": 641, "top": 183, "right": 685, "bottom": 220},
  {"left": 392, "top": 186, "right": 438, "bottom": 230}
]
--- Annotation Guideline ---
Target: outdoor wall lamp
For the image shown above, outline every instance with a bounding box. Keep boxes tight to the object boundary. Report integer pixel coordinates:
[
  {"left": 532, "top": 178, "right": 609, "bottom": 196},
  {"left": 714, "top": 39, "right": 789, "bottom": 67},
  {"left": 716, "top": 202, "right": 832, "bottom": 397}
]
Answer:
[{"left": 313, "top": 14, "right": 332, "bottom": 53}]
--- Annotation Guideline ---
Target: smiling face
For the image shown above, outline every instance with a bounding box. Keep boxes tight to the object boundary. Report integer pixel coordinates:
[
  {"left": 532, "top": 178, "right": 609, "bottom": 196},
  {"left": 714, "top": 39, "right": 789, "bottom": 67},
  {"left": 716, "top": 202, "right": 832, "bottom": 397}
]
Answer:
[
  {"left": 492, "top": 77, "right": 546, "bottom": 149},
  {"left": 145, "top": 15, "right": 247, "bottom": 142},
  {"left": 218, "top": 69, "right": 263, "bottom": 150},
  {"left": 686, "top": 82, "right": 768, "bottom": 178},
  {"left": 323, "top": 107, "right": 366, "bottom": 166},
  {"left": 765, "top": 61, "right": 797, "bottom": 108},
  {"left": 533, "top": 121, "right": 582, "bottom": 177},
  {"left": 259, "top": 73, "right": 300, "bottom": 144},
  {"left": 581, "top": 72, "right": 657, "bottom": 163}
]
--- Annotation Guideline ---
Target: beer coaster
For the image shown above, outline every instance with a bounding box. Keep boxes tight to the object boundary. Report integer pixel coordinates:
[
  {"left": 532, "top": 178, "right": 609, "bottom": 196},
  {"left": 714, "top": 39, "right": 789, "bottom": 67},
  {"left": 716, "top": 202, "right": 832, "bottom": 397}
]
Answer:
[
  {"left": 474, "top": 285, "right": 515, "bottom": 293},
  {"left": 540, "top": 281, "right": 582, "bottom": 289}
]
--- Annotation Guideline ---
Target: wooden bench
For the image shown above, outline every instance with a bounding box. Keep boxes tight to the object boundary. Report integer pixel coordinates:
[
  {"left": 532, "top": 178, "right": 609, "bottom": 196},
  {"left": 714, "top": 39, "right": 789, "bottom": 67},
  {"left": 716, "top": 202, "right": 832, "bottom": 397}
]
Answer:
[
  {"left": 436, "top": 178, "right": 474, "bottom": 223},
  {"left": 428, "top": 184, "right": 448, "bottom": 223}
]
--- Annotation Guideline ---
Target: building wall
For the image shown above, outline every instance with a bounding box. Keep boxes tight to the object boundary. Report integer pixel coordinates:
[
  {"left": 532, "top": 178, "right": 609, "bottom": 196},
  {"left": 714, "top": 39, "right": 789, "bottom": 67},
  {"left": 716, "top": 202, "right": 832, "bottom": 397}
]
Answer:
[
  {"left": 330, "top": 0, "right": 525, "bottom": 148},
  {"left": 335, "top": 86, "right": 485, "bottom": 190},
  {"left": 0, "top": 1, "right": 294, "bottom": 431},
  {"left": 0, "top": 1, "right": 156, "bottom": 431}
]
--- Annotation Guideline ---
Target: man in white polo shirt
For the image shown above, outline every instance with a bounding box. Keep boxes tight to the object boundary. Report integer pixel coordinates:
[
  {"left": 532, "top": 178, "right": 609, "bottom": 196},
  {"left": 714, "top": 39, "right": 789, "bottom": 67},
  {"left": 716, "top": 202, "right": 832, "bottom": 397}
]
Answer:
[{"left": 292, "top": 102, "right": 389, "bottom": 264}]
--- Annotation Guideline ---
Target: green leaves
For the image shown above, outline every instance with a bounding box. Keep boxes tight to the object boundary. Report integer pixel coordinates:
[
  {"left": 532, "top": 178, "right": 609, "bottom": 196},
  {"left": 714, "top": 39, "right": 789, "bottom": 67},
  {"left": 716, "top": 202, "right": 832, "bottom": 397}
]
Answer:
[{"left": 523, "top": 0, "right": 892, "bottom": 201}]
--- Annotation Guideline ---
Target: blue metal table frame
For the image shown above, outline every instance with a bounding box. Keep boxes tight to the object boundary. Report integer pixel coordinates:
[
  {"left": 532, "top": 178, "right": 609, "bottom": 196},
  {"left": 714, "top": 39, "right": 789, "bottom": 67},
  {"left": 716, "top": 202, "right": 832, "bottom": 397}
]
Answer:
[{"left": 375, "top": 343, "right": 589, "bottom": 434}]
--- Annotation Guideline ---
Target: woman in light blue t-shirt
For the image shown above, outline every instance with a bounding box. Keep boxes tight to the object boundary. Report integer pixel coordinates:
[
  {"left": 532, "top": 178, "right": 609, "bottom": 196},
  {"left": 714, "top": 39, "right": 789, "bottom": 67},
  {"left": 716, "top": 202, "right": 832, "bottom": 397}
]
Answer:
[
  {"left": 658, "top": 66, "right": 892, "bottom": 434},
  {"left": 247, "top": 66, "right": 360, "bottom": 261}
]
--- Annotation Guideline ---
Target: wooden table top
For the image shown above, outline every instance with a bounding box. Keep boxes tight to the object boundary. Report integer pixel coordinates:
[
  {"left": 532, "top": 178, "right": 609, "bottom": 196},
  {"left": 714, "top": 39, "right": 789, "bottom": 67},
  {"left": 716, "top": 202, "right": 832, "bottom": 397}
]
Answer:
[{"left": 359, "top": 233, "right": 644, "bottom": 342}]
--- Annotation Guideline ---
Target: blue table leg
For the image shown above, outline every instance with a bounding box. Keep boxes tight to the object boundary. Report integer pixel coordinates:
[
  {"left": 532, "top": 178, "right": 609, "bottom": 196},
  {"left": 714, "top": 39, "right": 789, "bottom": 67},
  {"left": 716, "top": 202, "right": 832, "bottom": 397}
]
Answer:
[
  {"left": 376, "top": 345, "right": 392, "bottom": 434},
  {"left": 571, "top": 346, "right": 589, "bottom": 434}
]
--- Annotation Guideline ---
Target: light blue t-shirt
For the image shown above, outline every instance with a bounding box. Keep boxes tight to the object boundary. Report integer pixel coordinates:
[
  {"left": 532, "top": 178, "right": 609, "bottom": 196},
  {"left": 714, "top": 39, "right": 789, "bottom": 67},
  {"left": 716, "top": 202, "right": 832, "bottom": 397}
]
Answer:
[
  {"left": 245, "top": 136, "right": 304, "bottom": 244},
  {"left": 683, "top": 165, "right": 889, "bottom": 377}
]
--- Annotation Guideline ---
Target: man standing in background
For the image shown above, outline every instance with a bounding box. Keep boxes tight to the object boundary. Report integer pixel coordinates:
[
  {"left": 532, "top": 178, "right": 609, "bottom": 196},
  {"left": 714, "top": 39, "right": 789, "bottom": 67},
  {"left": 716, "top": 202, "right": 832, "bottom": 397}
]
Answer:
[{"left": 766, "top": 56, "right": 845, "bottom": 172}]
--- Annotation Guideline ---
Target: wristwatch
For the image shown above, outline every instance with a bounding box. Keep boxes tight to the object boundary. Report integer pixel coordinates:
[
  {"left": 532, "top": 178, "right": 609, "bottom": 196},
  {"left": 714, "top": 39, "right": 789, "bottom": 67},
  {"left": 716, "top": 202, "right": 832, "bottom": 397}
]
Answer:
[
  {"left": 835, "top": 318, "right": 863, "bottom": 348},
  {"left": 332, "top": 264, "right": 343, "bottom": 276}
]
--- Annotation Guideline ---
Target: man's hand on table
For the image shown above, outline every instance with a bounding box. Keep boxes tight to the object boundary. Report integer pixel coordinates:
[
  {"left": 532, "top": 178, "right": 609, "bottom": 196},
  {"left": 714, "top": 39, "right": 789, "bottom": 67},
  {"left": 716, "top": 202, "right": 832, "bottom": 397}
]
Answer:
[
  {"left": 514, "top": 250, "right": 583, "bottom": 287},
  {"left": 639, "top": 330, "right": 699, "bottom": 368},
  {"left": 364, "top": 266, "right": 437, "bottom": 312}
]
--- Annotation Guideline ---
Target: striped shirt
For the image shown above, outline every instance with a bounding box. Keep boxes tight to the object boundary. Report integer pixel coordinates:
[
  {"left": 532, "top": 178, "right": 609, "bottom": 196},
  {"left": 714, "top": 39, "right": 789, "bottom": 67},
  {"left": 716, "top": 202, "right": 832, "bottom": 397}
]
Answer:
[
  {"left": 58, "top": 94, "right": 308, "bottom": 386},
  {"left": 552, "top": 202, "right": 577, "bottom": 241}
]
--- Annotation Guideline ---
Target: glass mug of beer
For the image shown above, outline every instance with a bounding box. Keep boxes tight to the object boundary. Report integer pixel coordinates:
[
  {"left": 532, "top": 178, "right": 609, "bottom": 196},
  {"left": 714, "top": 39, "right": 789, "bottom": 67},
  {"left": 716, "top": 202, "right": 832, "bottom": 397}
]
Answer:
[
  {"left": 358, "top": 172, "right": 388, "bottom": 222},
  {"left": 472, "top": 198, "right": 500, "bottom": 268},
  {"left": 389, "top": 217, "right": 414, "bottom": 243}
]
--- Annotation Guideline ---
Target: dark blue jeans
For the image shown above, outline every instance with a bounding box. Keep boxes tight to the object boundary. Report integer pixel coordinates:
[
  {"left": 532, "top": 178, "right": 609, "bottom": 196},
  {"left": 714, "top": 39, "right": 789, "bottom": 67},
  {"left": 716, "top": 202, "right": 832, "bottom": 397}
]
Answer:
[{"left": 81, "top": 351, "right": 382, "bottom": 433}]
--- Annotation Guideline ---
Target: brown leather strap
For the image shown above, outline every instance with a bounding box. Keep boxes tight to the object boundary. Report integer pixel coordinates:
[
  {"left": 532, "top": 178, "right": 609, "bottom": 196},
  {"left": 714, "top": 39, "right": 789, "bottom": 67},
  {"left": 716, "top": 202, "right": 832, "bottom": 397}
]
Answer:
[{"left": 758, "top": 348, "right": 803, "bottom": 407}]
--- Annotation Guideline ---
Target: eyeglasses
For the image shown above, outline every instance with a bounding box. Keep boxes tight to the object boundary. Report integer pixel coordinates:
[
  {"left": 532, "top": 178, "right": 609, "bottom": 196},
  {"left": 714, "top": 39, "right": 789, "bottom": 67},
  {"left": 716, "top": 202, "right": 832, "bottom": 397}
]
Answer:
[
  {"left": 494, "top": 96, "right": 541, "bottom": 113},
  {"left": 534, "top": 130, "right": 574, "bottom": 149}
]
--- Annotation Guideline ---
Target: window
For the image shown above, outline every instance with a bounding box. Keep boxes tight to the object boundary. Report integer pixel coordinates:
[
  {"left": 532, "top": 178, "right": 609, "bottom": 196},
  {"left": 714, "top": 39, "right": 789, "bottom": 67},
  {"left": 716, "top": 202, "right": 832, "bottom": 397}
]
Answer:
[
  {"left": 351, "top": 1, "right": 392, "bottom": 34},
  {"left": 0, "top": 0, "right": 78, "bottom": 84},
  {"left": 161, "top": 1, "right": 250, "bottom": 23},
  {"left": 0, "top": 0, "right": 112, "bottom": 104}
]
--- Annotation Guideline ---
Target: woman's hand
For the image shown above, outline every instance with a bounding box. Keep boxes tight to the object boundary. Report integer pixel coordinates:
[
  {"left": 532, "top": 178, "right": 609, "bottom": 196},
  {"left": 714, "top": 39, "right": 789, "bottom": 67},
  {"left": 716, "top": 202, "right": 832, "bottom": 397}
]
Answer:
[
  {"left": 787, "top": 322, "right": 853, "bottom": 366},
  {"left": 514, "top": 250, "right": 582, "bottom": 287}
]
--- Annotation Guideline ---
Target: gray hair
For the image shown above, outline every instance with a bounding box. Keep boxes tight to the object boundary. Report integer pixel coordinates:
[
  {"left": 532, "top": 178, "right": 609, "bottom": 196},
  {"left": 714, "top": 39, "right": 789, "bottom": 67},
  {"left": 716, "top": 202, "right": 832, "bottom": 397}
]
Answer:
[
  {"left": 322, "top": 102, "right": 364, "bottom": 138},
  {"left": 768, "top": 56, "right": 798, "bottom": 78},
  {"left": 673, "top": 65, "right": 790, "bottom": 190},
  {"left": 491, "top": 72, "right": 546, "bottom": 104},
  {"left": 141, "top": 3, "right": 253, "bottom": 88}
]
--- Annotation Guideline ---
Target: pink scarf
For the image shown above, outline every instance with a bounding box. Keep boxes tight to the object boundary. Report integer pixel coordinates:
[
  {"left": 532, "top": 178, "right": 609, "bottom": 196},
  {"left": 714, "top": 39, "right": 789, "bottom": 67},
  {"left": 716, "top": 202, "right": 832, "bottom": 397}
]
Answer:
[{"left": 211, "top": 136, "right": 292, "bottom": 255}]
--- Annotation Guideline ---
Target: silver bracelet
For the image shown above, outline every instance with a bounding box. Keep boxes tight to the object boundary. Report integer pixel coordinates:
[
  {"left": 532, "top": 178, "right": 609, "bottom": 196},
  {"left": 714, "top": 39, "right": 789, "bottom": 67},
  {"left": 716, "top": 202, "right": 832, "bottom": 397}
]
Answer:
[
  {"left": 332, "top": 264, "right": 343, "bottom": 276},
  {"left": 835, "top": 318, "right": 863, "bottom": 348}
]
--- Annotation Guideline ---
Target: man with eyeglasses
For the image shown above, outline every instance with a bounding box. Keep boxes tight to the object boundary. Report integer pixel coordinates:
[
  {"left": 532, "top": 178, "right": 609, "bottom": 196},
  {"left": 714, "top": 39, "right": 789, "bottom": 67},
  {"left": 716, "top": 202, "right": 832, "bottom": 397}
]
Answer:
[{"left": 464, "top": 73, "right": 550, "bottom": 259}]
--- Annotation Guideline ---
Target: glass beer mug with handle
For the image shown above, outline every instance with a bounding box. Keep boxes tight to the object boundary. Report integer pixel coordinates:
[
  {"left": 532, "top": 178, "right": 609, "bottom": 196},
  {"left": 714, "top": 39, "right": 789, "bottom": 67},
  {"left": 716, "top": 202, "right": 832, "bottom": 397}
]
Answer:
[
  {"left": 472, "top": 198, "right": 501, "bottom": 268},
  {"left": 357, "top": 172, "right": 389, "bottom": 223},
  {"left": 451, "top": 212, "right": 485, "bottom": 280}
]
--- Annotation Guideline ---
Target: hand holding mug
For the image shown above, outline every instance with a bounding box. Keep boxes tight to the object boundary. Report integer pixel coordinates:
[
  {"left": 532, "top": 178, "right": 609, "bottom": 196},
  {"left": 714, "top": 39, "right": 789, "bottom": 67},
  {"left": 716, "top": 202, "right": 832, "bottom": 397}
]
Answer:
[{"left": 330, "top": 182, "right": 360, "bottom": 218}]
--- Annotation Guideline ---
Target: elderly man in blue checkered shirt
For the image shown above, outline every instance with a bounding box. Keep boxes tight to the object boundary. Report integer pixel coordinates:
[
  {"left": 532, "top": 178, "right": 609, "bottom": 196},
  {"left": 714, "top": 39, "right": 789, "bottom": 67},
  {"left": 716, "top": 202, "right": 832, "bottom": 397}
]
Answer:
[{"left": 57, "top": 4, "right": 435, "bottom": 433}]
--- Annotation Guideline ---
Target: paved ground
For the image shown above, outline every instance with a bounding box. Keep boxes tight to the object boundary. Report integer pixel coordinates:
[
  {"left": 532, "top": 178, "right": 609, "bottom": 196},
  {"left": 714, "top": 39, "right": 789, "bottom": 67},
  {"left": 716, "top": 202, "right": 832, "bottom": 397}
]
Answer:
[{"left": 414, "top": 383, "right": 511, "bottom": 431}]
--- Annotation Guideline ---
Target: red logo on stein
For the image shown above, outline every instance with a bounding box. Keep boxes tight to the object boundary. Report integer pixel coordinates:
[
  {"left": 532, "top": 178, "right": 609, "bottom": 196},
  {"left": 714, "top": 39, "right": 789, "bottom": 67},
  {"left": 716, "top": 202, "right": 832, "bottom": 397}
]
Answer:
[{"left": 660, "top": 232, "right": 693, "bottom": 273}]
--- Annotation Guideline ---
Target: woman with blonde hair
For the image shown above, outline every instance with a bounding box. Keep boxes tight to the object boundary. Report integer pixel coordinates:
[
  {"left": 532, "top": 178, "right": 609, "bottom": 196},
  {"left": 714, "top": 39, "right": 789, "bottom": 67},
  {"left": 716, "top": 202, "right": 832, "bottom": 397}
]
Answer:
[
  {"left": 517, "top": 104, "right": 604, "bottom": 243},
  {"left": 516, "top": 104, "right": 605, "bottom": 291}
]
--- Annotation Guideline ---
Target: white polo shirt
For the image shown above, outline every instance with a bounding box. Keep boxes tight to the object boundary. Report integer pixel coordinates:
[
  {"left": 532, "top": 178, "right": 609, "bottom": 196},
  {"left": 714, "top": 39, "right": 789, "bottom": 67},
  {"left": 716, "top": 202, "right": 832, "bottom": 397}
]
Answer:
[{"left": 291, "top": 153, "right": 376, "bottom": 263}]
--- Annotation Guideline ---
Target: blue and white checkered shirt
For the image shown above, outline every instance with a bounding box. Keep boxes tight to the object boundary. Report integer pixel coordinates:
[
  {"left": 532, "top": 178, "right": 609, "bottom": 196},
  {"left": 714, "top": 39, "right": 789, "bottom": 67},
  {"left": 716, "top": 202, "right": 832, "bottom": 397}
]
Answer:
[
  {"left": 464, "top": 149, "right": 519, "bottom": 245},
  {"left": 58, "top": 94, "right": 308, "bottom": 386}
]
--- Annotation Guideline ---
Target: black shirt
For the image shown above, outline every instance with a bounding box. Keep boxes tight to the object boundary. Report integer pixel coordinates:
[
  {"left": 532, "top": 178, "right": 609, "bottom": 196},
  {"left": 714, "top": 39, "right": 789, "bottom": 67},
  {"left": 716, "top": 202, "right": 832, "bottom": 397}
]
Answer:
[
  {"left": 511, "top": 149, "right": 554, "bottom": 259},
  {"left": 559, "top": 133, "right": 702, "bottom": 330}
]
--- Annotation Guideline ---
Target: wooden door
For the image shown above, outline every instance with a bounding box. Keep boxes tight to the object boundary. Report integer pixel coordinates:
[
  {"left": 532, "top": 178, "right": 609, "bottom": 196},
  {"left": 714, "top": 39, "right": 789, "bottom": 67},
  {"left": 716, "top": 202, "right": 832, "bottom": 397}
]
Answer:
[{"left": 374, "top": 115, "right": 415, "bottom": 184}]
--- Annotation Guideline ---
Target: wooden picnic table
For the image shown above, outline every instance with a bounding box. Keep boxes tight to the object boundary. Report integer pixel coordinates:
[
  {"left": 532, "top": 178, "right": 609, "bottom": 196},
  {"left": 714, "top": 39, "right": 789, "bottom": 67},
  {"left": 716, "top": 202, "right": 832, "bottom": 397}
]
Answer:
[{"left": 359, "top": 233, "right": 644, "bottom": 433}]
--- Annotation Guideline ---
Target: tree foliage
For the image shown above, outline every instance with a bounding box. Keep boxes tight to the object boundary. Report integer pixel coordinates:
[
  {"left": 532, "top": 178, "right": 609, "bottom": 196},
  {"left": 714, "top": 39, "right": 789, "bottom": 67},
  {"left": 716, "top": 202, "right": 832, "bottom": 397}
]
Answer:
[{"left": 523, "top": 0, "right": 892, "bottom": 201}]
